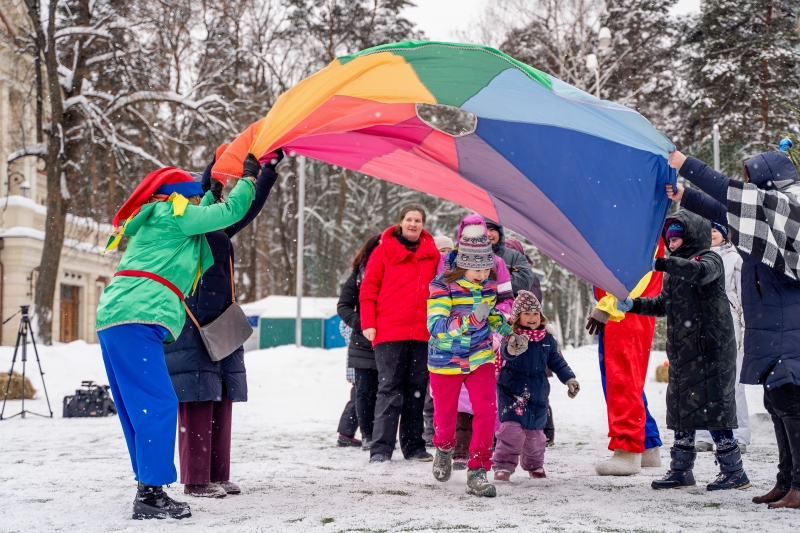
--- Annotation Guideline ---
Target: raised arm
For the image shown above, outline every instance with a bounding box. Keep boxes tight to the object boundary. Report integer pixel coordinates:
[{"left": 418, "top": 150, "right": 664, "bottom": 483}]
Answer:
[
  {"left": 175, "top": 178, "right": 255, "bottom": 236},
  {"left": 678, "top": 156, "right": 731, "bottom": 205},
  {"left": 654, "top": 252, "right": 723, "bottom": 286},
  {"left": 226, "top": 166, "right": 278, "bottom": 237}
]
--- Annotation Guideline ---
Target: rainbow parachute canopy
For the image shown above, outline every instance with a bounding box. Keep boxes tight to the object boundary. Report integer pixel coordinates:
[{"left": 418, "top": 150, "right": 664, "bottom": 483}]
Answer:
[{"left": 213, "top": 41, "right": 676, "bottom": 298}]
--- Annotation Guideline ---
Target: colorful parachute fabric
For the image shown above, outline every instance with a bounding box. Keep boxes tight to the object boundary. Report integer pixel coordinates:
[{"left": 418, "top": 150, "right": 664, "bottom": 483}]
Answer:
[{"left": 212, "top": 41, "right": 676, "bottom": 298}]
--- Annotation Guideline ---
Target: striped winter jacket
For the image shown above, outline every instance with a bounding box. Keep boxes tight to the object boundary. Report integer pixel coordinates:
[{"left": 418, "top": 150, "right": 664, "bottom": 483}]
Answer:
[{"left": 427, "top": 274, "right": 513, "bottom": 375}]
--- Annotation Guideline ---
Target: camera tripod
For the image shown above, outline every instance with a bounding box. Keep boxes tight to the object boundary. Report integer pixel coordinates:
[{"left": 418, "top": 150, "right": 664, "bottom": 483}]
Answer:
[{"left": 0, "top": 305, "right": 53, "bottom": 420}]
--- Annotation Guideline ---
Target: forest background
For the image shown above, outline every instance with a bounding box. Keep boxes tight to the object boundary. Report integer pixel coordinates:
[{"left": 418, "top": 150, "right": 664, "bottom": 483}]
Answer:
[{"left": 5, "top": 0, "right": 800, "bottom": 346}]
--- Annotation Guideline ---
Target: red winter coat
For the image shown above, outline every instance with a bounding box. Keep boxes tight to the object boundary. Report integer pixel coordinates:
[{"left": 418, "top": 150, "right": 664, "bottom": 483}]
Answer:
[{"left": 359, "top": 226, "right": 440, "bottom": 346}]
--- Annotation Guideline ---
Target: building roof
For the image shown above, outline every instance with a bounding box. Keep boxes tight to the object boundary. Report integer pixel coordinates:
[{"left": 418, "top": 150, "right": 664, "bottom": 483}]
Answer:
[{"left": 240, "top": 296, "right": 339, "bottom": 319}]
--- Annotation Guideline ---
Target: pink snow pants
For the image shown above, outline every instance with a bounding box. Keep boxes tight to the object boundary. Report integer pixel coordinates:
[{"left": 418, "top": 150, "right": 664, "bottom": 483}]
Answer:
[
  {"left": 492, "top": 421, "right": 546, "bottom": 473},
  {"left": 430, "top": 363, "right": 496, "bottom": 470}
]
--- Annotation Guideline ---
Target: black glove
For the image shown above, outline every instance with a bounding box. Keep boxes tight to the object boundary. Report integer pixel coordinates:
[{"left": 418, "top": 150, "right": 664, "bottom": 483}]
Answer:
[
  {"left": 242, "top": 153, "right": 261, "bottom": 180},
  {"left": 210, "top": 177, "right": 223, "bottom": 202},
  {"left": 585, "top": 316, "right": 605, "bottom": 336},
  {"left": 261, "top": 147, "right": 285, "bottom": 173},
  {"left": 200, "top": 158, "right": 214, "bottom": 193}
]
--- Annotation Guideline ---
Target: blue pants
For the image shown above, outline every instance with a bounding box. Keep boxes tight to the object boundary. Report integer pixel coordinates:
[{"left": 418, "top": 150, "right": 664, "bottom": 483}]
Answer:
[{"left": 98, "top": 324, "right": 178, "bottom": 486}]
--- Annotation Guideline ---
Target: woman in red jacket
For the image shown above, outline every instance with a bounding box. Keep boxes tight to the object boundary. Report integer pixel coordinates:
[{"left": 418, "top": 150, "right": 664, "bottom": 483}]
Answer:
[{"left": 360, "top": 204, "right": 440, "bottom": 463}]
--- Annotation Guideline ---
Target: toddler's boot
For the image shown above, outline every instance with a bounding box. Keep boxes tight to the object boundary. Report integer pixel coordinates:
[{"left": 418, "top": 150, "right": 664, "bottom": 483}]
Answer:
[
  {"left": 493, "top": 469, "right": 511, "bottom": 482},
  {"left": 529, "top": 468, "right": 546, "bottom": 479},
  {"left": 432, "top": 447, "right": 454, "bottom": 482},
  {"left": 133, "top": 482, "right": 191, "bottom": 520},
  {"left": 707, "top": 443, "right": 750, "bottom": 491},
  {"left": 466, "top": 468, "right": 496, "bottom": 497},
  {"left": 651, "top": 445, "right": 696, "bottom": 489},
  {"left": 595, "top": 449, "right": 641, "bottom": 476}
]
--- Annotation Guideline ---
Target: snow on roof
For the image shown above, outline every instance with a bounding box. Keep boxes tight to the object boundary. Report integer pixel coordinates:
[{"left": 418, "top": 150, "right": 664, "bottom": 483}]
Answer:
[
  {"left": 241, "top": 295, "right": 339, "bottom": 319},
  {"left": 1, "top": 195, "right": 115, "bottom": 233},
  {"left": 0, "top": 225, "right": 116, "bottom": 256}
]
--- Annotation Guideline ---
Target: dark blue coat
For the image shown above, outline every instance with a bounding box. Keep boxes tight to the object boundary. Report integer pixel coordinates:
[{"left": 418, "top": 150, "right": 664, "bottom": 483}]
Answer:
[
  {"left": 164, "top": 168, "right": 276, "bottom": 402},
  {"left": 497, "top": 329, "right": 574, "bottom": 430},
  {"left": 679, "top": 155, "right": 800, "bottom": 389}
]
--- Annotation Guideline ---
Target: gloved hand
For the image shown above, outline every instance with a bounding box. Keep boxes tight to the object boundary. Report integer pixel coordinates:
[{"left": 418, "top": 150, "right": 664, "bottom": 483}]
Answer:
[
  {"left": 566, "top": 378, "right": 580, "bottom": 399},
  {"left": 616, "top": 297, "right": 633, "bottom": 313},
  {"left": 210, "top": 177, "right": 223, "bottom": 202},
  {"left": 242, "top": 153, "right": 261, "bottom": 181},
  {"left": 585, "top": 316, "right": 605, "bottom": 336},
  {"left": 261, "top": 147, "right": 285, "bottom": 173},
  {"left": 471, "top": 302, "right": 490, "bottom": 323},
  {"left": 506, "top": 333, "right": 529, "bottom": 356}
]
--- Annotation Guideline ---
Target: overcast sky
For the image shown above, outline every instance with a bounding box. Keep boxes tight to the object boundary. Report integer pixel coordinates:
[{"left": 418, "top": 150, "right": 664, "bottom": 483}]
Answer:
[{"left": 403, "top": 0, "right": 702, "bottom": 42}]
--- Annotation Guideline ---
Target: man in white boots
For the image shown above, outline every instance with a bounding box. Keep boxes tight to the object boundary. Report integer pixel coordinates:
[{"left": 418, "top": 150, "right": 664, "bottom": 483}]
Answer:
[{"left": 585, "top": 242, "right": 665, "bottom": 475}]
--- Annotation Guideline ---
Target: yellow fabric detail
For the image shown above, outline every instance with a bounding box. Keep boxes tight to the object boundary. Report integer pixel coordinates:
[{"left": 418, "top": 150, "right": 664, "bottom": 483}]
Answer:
[
  {"left": 169, "top": 192, "right": 190, "bottom": 217},
  {"left": 191, "top": 257, "right": 202, "bottom": 294},
  {"left": 249, "top": 53, "right": 436, "bottom": 157},
  {"left": 103, "top": 213, "right": 136, "bottom": 254},
  {"left": 596, "top": 269, "right": 655, "bottom": 322}
]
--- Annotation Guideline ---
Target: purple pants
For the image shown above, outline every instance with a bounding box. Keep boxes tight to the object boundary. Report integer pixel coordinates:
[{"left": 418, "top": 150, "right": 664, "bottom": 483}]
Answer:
[
  {"left": 178, "top": 388, "right": 232, "bottom": 485},
  {"left": 492, "top": 421, "right": 546, "bottom": 473}
]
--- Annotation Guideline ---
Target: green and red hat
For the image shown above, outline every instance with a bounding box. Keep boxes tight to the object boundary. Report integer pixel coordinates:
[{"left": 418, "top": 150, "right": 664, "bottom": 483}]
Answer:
[{"left": 112, "top": 167, "right": 203, "bottom": 228}]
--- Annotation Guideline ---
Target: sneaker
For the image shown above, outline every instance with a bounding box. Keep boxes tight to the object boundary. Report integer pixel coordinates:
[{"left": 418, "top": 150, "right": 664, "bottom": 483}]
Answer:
[
  {"left": 216, "top": 481, "right": 241, "bottom": 495},
  {"left": 529, "top": 468, "right": 546, "bottom": 479},
  {"left": 406, "top": 449, "right": 433, "bottom": 462},
  {"left": 452, "top": 458, "right": 468, "bottom": 471},
  {"left": 432, "top": 447, "right": 454, "bottom": 482},
  {"left": 133, "top": 483, "right": 191, "bottom": 520},
  {"left": 337, "top": 434, "right": 362, "bottom": 447},
  {"left": 695, "top": 442, "right": 713, "bottom": 452},
  {"left": 369, "top": 453, "right": 389, "bottom": 463},
  {"left": 651, "top": 470, "right": 696, "bottom": 490},
  {"left": 707, "top": 469, "right": 751, "bottom": 491},
  {"left": 466, "top": 468, "right": 496, "bottom": 497},
  {"left": 184, "top": 483, "right": 227, "bottom": 498},
  {"left": 361, "top": 439, "right": 372, "bottom": 452},
  {"left": 494, "top": 469, "right": 511, "bottom": 482}
]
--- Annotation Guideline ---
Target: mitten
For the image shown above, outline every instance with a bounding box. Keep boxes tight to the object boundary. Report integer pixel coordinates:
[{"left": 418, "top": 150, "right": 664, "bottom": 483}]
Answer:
[
  {"left": 471, "top": 302, "right": 490, "bottom": 323},
  {"left": 566, "top": 378, "right": 580, "bottom": 399},
  {"left": 616, "top": 297, "right": 633, "bottom": 312},
  {"left": 242, "top": 153, "right": 261, "bottom": 180},
  {"left": 506, "top": 333, "right": 529, "bottom": 356},
  {"left": 261, "top": 147, "right": 285, "bottom": 172}
]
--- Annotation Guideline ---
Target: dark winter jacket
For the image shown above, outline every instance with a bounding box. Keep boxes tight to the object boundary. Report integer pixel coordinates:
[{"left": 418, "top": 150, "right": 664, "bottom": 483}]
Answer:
[
  {"left": 497, "top": 328, "right": 574, "bottom": 430},
  {"left": 359, "top": 226, "right": 440, "bottom": 345},
  {"left": 630, "top": 210, "right": 737, "bottom": 431},
  {"left": 679, "top": 155, "right": 800, "bottom": 390},
  {"left": 164, "top": 167, "right": 277, "bottom": 402},
  {"left": 484, "top": 220, "right": 535, "bottom": 297},
  {"left": 337, "top": 266, "right": 375, "bottom": 369}
]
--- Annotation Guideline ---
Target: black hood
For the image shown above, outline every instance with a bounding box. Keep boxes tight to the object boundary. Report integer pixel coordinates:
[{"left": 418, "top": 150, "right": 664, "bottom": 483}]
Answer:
[
  {"left": 744, "top": 151, "right": 799, "bottom": 190},
  {"left": 484, "top": 218, "right": 505, "bottom": 252},
  {"left": 663, "top": 210, "right": 711, "bottom": 260}
]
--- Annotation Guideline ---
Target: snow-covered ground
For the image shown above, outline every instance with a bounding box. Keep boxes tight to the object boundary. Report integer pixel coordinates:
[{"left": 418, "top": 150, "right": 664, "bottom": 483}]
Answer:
[{"left": 0, "top": 341, "right": 796, "bottom": 532}]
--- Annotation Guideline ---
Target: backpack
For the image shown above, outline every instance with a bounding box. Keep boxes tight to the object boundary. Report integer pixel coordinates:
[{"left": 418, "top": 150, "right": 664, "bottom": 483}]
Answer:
[{"left": 62, "top": 381, "right": 117, "bottom": 418}]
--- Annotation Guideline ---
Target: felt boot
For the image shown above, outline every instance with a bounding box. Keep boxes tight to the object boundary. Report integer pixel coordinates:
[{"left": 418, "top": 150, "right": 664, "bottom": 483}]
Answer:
[
  {"left": 707, "top": 444, "right": 750, "bottom": 491},
  {"left": 641, "top": 447, "right": 662, "bottom": 468},
  {"left": 466, "top": 468, "right": 496, "bottom": 497},
  {"left": 133, "top": 482, "right": 191, "bottom": 520},
  {"left": 651, "top": 445, "right": 696, "bottom": 489},
  {"left": 594, "top": 449, "right": 642, "bottom": 476}
]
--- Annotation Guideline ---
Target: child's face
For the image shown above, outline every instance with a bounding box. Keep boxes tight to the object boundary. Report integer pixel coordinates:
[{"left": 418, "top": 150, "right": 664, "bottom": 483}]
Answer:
[
  {"left": 519, "top": 310, "right": 541, "bottom": 329},
  {"left": 710, "top": 228, "right": 724, "bottom": 246},
  {"left": 465, "top": 269, "right": 490, "bottom": 284},
  {"left": 668, "top": 237, "right": 683, "bottom": 252},
  {"left": 439, "top": 246, "right": 452, "bottom": 254}
]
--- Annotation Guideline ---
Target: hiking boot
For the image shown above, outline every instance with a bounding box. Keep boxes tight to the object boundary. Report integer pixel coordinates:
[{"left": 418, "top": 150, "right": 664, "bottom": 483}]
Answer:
[
  {"left": 753, "top": 485, "right": 789, "bottom": 504},
  {"left": 361, "top": 439, "right": 372, "bottom": 452},
  {"left": 768, "top": 489, "right": 800, "bottom": 509},
  {"left": 493, "top": 469, "right": 511, "bottom": 482},
  {"left": 695, "top": 442, "right": 713, "bottom": 452},
  {"left": 432, "top": 447, "right": 454, "bottom": 482},
  {"left": 369, "top": 453, "right": 389, "bottom": 463},
  {"left": 133, "top": 482, "right": 191, "bottom": 520},
  {"left": 466, "top": 468, "right": 496, "bottom": 497},
  {"left": 452, "top": 458, "right": 468, "bottom": 471},
  {"left": 529, "top": 468, "right": 546, "bottom": 479},
  {"left": 337, "top": 434, "right": 362, "bottom": 447},
  {"left": 406, "top": 449, "right": 433, "bottom": 462},
  {"left": 217, "top": 481, "right": 241, "bottom": 495},
  {"left": 651, "top": 469, "right": 696, "bottom": 490},
  {"left": 707, "top": 470, "right": 751, "bottom": 491},
  {"left": 184, "top": 483, "right": 227, "bottom": 498}
]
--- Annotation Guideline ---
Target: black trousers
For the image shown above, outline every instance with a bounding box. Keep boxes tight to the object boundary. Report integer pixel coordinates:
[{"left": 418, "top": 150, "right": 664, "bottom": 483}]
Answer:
[
  {"left": 371, "top": 340, "right": 429, "bottom": 458},
  {"left": 544, "top": 405, "right": 554, "bottom": 442},
  {"left": 764, "top": 383, "right": 800, "bottom": 491},
  {"left": 337, "top": 385, "right": 359, "bottom": 438},
  {"left": 423, "top": 383, "right": 435, "bottom": 441},
  {"left": 354, "top": 367, "right": 379, "bottom": 441}
]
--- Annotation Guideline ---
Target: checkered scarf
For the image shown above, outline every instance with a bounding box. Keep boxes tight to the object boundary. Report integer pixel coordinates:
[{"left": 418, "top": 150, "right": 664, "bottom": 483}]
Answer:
[{"left": 726, "top": 179, "right": 800, "bottom": 280}]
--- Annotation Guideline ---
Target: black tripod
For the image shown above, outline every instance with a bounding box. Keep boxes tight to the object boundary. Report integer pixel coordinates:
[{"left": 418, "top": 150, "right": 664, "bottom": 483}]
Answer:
[{"left": 0, "top": 305, "right": 53, "bottom": 420}]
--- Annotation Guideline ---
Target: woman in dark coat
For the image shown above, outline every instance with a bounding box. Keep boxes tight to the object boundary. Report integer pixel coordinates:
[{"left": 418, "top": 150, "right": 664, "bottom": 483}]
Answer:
[
  {"left": 164, "top": 150, "right": 280, "bottom": 498},
  {"left": 623, "top": 210, "right": 747, "bottom": 491},
  {"left": 336, "top": 234, "right": 381, "bottom": 451}
]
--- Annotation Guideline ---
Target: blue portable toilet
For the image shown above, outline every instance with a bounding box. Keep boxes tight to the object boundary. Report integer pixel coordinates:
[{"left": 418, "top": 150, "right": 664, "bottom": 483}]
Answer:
[{"left": 324, "top": 316, "right": 346, "bottom": 348}]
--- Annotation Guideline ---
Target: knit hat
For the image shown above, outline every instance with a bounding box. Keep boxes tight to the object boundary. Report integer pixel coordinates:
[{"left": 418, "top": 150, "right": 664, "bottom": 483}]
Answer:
[
  {"left": 434, "top": 234, "right": 455, "bottom": 251},
  {"left": 710, "top": 221, "right": 728, "bottom": 240},
  {"left": 511, "top": 290, "right": 545, "bottom": 325},
  {"left": 456, "top": 223, "right": 494, "bottom": 270},
  {"left": 665, "top": 222, "right": 684, "bottom": 241}
]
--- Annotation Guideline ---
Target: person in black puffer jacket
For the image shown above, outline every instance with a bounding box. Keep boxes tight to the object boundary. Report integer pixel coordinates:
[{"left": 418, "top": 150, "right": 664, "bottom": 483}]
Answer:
[
  {"left": 336, "top": 234, "right": 381, "bottom": 451},
  {"left": 164, "top": 148, "right": 281, "bottom": 498},
  {"left": 619, "top": 210, "right": 748, "bottom": 492}
]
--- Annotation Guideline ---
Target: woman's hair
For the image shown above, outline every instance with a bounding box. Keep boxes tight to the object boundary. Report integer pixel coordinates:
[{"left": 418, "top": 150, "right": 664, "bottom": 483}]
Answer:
[
  {"left": 511, "top": 312, "right": 548, "bottom": 330},
  {"left": 397, "top": 203, "right": 427, "bottom": 225},
  {"left": 444, "top": 267, "right": 497, "bottom": 284},
  {"left": 352, "top": 234, "right": 381, "bottom": 271}
]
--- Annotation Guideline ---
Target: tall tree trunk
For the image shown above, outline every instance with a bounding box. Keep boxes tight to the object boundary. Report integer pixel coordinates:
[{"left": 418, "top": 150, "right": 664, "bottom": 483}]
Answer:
[{"left": 760, "top": 4, "right": 772, "bottom": 144}]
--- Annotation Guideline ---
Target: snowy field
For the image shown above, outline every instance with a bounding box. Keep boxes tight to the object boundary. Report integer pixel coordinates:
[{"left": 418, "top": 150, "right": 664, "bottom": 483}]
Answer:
[{"left": 0, "top": 341, "right": 796, "bottom": 532}]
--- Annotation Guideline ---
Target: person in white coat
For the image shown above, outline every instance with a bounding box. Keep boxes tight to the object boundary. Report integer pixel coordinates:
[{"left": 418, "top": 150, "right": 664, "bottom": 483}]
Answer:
[{"left": 696, "top": 222, "right": 750, "bottom": 452}]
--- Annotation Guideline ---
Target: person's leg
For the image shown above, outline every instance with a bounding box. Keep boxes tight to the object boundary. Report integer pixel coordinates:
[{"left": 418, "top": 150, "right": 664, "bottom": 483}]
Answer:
[
  {"left": 543, "top": 405, "right": 554, "bottom": 444},
  {"left": 354, "top": 368, "right": 378, "bottom": 442},
  {"left": 337, "top": 384, "right": 359, "bottom": 439},
  {"left": 492, "top": 421, "right": 526, "bottom": 474},
  {"left": 707, "top": 428, "right": 750, "bottom": 490},
  {"left": 520, "top": 429, "right": 547, "bottom": 472},
  {"left": 399, "top": 341, "right": 429, "bottom": 457},
  {"left": 652, "top": 430, "right": 696, "bottom": 489},
  {"left": 178, "top": 401, "right": 214, "bottom": 485},
  {"left": 463, "top": 363, "right": 497, "bottom": 471},
  {"left": 98, "top": 324, "right": 177, "bottom": 486},
  {"left": 210, "top": 386, "right": 233, "bottom": 484},
  {"left": 99, "top": 335, "right": 138, "bottom": 477},
  {"left": 370, "top": 342, "right": 407, "bottom": 458},
  {"left": 642, "top": 392, "right": 662, "bottom": 449},
  {"left": 454, "top": 412, "right": 474, "bottom": 461},
  {"left": 423, "top": 383, "right": 435, "bottom": 443},
  {"left": 733, "top": 348, "right": 751, "bottom": 446},
  {"left": 767, "top": 384, "right": 800, "bottom": 492},
  {"left": 429, "top": 373, "right": 463, "bottom": 450}
]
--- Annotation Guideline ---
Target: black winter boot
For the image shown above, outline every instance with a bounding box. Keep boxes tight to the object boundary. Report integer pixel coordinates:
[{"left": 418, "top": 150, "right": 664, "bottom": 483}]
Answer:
[
  {"left": 133, "top": 482, "right": 191, "bottom": 520},
  {"left": 707, "top": 444, "right": 750, "bottom": 491},
  {"left": 651, "top": 445, "right": 696, "bottom": 490}
]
